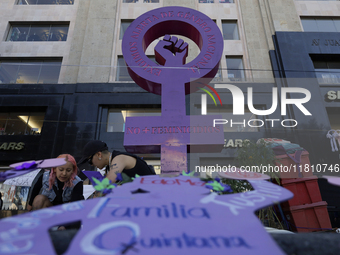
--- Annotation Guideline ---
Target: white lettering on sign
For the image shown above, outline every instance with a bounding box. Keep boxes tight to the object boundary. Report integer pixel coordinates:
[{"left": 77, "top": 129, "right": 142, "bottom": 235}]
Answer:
[
  {"left": 327, "top": 91, "right": 340, "bottom": 101},
  {"left": 0, "top": 142, "right": 25, "bottom": 151},
  {"left": 203, "top": 85, "right": 311, "bottom": 116},
  {"left": 200, "top": 181, "right": 281, "bottom": 216},
  {"left": 224, "top": 139, "right": 249, "bottom": 148}
]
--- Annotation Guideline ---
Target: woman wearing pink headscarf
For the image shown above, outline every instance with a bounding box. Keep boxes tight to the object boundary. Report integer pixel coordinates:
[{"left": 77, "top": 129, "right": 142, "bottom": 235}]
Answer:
[{"left": 28, "top": 154, "right": 84, "bottom": 211}]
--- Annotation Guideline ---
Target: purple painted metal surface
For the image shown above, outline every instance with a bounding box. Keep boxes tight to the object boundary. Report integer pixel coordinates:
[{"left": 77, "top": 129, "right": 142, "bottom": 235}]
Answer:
[
  {"left": 122, "top": 7, "right": 225, "bottom": 173},
  {"left": 0, "top": 176, "right": 293, "bottom": 254}
]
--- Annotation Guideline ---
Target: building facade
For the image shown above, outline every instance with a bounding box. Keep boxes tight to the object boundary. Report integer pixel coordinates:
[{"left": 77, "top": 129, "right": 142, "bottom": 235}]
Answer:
[{"left": 0, "top": 0, "right": 340, "bottom": 223}]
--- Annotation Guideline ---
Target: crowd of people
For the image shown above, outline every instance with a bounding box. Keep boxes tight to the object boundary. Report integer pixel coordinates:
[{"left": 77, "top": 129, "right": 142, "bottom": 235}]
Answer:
[{"left": 27, "top": 140, "right": 155, "bottom": 213}]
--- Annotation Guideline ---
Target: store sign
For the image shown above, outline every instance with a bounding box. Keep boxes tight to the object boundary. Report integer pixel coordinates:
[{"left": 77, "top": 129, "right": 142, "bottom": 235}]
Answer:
[
  {"left": 326, "top": 90, "right": 340, "bottom": 100},
  {"left": 0, "top": 142, "right": 25, "bottom": 151},
  {"left": 312, "top": 39, "right": 340, "bottom": 47},
  {"left": 224, "top": 139, "right": 249, "bottom": 148}
]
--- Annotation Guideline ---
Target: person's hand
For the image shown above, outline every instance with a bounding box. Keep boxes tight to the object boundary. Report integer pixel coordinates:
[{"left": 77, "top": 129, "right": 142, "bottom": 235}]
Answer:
[
  {"left": 26, "top": 204, "right": 32, "bottom": 211},
  {"left": 57, "top": 226, "right": 66, "bottom": 231}
]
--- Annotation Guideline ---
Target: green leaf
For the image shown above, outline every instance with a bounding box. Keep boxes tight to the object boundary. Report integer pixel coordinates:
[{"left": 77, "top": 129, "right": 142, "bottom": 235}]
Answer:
[
  {"left": 182, "top": 171, "right": 195, "bottom": 176},
  {"left": 102, "top": 178, "right": 110, "bottom": 186},
  {"left": 92, "top": 177, "right": 102, "bottom": 185}
]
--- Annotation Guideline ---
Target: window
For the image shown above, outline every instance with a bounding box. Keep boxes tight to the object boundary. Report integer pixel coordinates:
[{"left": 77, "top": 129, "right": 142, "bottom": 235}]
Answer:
[
  {"left": 7, "top": 23, "right": 69, "bottom": 42},
  {"left": 0, "top": 111, "right": 45, "bottom": 135},
  {"left": 145, "top": 160, "right": 161, "bottom": 174},
  {"left": 301, "top": 18, "right": 340, "bottom": 32},
  {"left": 116, "top": 56, "right": 132, "bottom": 81},
  {"left": 0, "top": 59, "right": 62, "bottom": 84},
  {"left": 17, "top": 0, "right": 74, "bottom": 4},
  {"left": 107, "top": 108, "right": 161, "bottom": 132},
  {"left": 327, "top": 108, "right": 340, "bottom": 130},
  {"left": 212, "top": 66, "right": 222, "bottom": 82},
  {"left": 116, "top": 56, "right": 156, "bottom": 81},
  {"left": 226, "top": 56, "right": 245, "bottom": 81},
  {"left": 312, "top": 56, "right": 340, "bottom": 84},
  {"left": 123, "top": 0, "right": 159, "bottom": 2},
  {"left": 222, "top": 21, "right": 239, "bottom": 40},
  {"left": 199, "top": 0, "right": 234, "bottom": 2},
  {"left": 296, "top": 0, "right": 338, "bottom": 1},
  {"left": 120, "top": 20, "right": 133, "bottom": 40}
]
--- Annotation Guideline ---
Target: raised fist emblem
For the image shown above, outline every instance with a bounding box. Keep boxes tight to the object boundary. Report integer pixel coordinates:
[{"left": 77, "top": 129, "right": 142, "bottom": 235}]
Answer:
[{"left": 154, "top": 35, "right": 189, "bottom": 66}]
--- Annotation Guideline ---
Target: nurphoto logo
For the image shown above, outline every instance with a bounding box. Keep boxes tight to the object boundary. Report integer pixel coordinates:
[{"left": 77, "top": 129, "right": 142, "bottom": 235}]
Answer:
[{"left": 200, "top": 84, "right": 312, "bottom": 128}]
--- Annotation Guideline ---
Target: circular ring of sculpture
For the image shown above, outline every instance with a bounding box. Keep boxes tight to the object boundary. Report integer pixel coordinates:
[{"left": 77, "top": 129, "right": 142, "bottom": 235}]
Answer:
[{"left": 122, "top": 6, "right": 223, "bottom": 95}]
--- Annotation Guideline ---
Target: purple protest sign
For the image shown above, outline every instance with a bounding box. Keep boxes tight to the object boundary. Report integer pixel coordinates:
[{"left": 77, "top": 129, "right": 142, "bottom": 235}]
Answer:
[
  {"left": 0, "top": 158, "right": 67, "bottom": 182},
  {"left": 324, "top": 175, "right": 340, "bottom": 187},
  {"left": 82, "top": 171, "right": 105, "bottom": 186},
  {"left": 122, "top": 6, "right": 225, "bottom": 173},
  {"left": 0, "top": 176, "right": 293, "bottom": 254}
]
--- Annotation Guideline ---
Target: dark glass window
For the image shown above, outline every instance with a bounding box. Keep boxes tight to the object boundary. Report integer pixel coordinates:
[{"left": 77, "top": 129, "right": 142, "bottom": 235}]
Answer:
[
  {"left": 0, "top": 62, "right": 20, "bottom": 83},
  {"left": 17, "top": 0, "right": 74, "bottom": 5},
  {"left": 222, "top": 21, "right": 239, "bottom": 40},
  {"left": 16, "top": 60, "right": 42, "bottom": 83},
  {"left": 301, "top": 18, "right": 340, "bottom": 32},
  {"left": 212, "top": 66, "right": 222, "bottom": 82},
  {"left": 0, "top": 111, "right": 45, "bottom": 135},
  {"left": 49, "top": 25, "right": 68, "bottom": 41},
  {"left": 116, "top": 56, "right": 132, "bottom": 81},
  {"left": 0, "top": 59, "right": 62, "bottom": 84},
  {"left": 313, "top": 59, "right": 340, "bottom": 84},
  {"left": 226, "top": 56, "right": 245, "bottom": 81},
  {"left": 327, "top": 108, "right": 340, "bottom": 130},
  {"left": 7, "top": 23, "right": 69, "bottom": 42},
  {"left": 120, "top": 20, "right": 133, "bottom": 40},
  {"left": 38, "top": 61, "right": 63, "bottom": 83},
  {"left": 116, "top": 56, "right": 157, "bottom": 81},
  {"left": 107, "top": 108, "right": 161, "bottom": 132},
  {"left": 199, "top": 0, "right": 234, "bottom": 2},
  {"left": 9, "top": 26, "right": 30, "bottom": 42},
  {"left": 297, "top": 0, "right": 338, "bottom": 1}
]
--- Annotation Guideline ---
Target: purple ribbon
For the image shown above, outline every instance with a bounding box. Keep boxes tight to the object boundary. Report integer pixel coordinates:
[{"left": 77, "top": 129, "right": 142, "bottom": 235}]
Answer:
[
  {"left": 0, "top": 172, "right": 14, "bottom": 181},
  {"left": 116, "top": 173, "right": 123, "bottom": 182},
  {"left": 14, "top": 161, "right": 38, "bottom": 171}
]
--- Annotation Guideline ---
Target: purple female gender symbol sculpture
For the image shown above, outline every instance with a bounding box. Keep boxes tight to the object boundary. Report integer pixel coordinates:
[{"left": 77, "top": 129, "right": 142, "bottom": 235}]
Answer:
[{"left": 122, "top": 6, "right": 224, "bottom": 173}]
